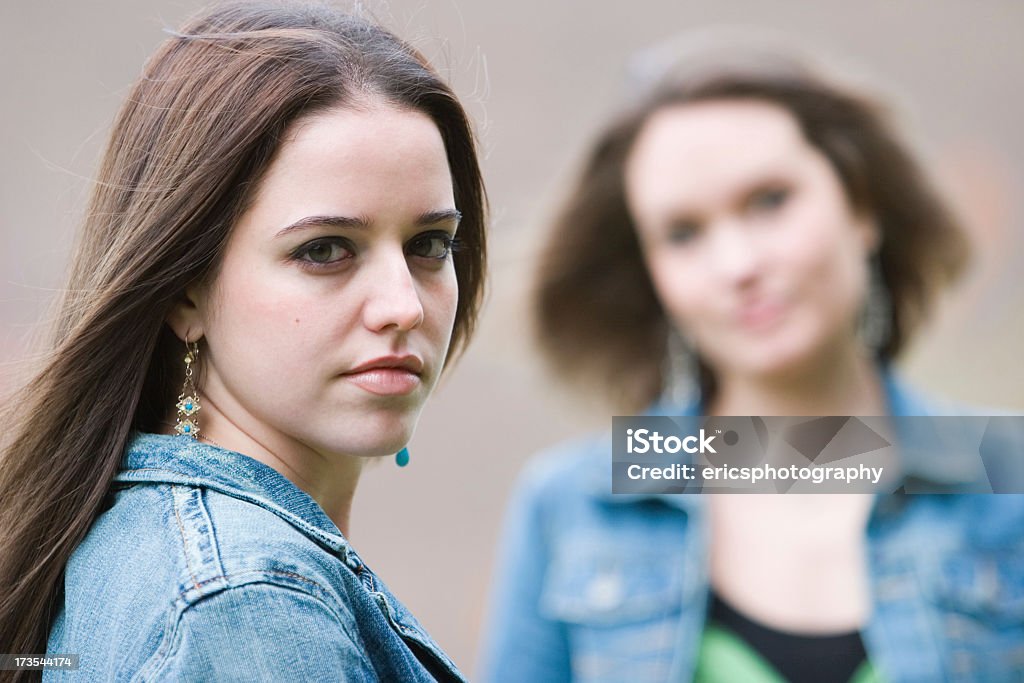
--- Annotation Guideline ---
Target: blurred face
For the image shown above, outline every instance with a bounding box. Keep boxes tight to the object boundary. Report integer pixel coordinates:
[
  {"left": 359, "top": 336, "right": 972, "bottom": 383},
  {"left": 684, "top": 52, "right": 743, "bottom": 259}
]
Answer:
[
  {"left": 187, "top": 104, "right": 459, "bottom": 457},
  {"left": 624, "top": 100, "right": 878, "bottom": 381}
]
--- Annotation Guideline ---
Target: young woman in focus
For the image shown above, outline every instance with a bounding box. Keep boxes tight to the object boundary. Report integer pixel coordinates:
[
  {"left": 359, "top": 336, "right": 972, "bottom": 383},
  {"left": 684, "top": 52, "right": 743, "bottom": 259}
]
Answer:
[{"left": 0, "top": 3, "right": 486, "bottom": 681}]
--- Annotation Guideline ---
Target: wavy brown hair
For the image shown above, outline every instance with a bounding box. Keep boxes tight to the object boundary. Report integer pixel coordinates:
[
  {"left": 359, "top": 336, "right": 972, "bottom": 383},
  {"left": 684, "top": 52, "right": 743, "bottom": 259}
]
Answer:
[
  {"left": 0, "top": 1, "right": 486, "bottom": 672},
  {"left": 535, "top": 45, "right": 967, "bottom": 412}
]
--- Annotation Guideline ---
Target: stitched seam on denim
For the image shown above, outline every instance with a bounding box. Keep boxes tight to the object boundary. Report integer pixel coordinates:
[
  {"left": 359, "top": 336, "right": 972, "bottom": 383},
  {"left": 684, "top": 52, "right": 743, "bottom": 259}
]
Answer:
[
  {"left": 119, "top": 467, "right": 199, "bottom": 474},
  {"left": 134, "top": 579, "right": 359, "bottom": 682},
  {"left": 116, "top": 469, "right": 347, "bottom": 552},
  {"left": 170, "top": 485, "right": 202, "bottom": 592},
  {"left": 178, "top": 569, "right": 331, "bottom": 602},
  {"left": 370, "top": 590, "right": 453, "bottom": 669},
  {"left": 137, "top": 573, "right": 355, "bottom": 681},
  {"left": 129, "top": 586, "right": 184, "bottom": 683},
  {"left": 172, "top": 485, "right": 228, "bottom": 595},
  {"left": 359, "top": 566, "right": 377, "bottom": 592},
  {"left": 200, "top": 487, "right": 229, "bottom": 587}
]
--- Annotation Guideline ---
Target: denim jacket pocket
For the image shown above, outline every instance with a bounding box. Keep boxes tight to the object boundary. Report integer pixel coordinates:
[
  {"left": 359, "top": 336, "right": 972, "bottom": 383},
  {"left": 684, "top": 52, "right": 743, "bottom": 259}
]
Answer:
[
  {"left": 539, "top": 541, "right": 693, "bottom": 682},
  {"left": 930, "top": 551, "right": 1024, "bottom": 626},
  {"left": 540, "top": 541, "right": 689, "bottom": 624},
  {"left": 925, "top": 550, "right": 1024, "bottom": 679}
]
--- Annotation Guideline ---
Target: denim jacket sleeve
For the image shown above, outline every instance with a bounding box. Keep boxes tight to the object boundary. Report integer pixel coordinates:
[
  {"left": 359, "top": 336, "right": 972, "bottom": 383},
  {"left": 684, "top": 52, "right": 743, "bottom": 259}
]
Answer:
[
  {"left": 142, "top": 582, "right": 374, "bottom": 682},
  {"left": 479, "top": 453, "right": 574, "bottom": 682}
]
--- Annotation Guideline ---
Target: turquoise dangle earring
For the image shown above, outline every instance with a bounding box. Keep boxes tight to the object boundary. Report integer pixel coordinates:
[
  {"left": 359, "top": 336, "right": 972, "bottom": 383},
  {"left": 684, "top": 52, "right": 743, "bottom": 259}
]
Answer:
[
  {"left": 395, "top": 447, "right": 410, "bottom": 467},
  {"left": 174, "top": 335, "right": 201, "bottom": 439}
]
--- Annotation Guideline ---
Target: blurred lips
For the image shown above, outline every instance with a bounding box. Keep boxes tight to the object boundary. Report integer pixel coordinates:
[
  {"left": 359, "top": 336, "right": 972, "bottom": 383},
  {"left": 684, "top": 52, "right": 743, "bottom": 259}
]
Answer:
[
  {"left": 341, "top": 355, "right": 423, "bottom": 395},
  {"left": 736, "top": 298, "right": 786, "bottom": 330}
]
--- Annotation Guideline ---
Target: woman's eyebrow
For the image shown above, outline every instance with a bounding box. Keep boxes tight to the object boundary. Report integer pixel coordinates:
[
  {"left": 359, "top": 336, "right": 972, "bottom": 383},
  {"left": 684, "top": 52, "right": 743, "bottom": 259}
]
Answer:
[
  {"left": 275, "top": 214, "right": 370, "bottom": 237},
  {"left": 732, "top": 174, "right": 791, "bottom": 203},
  {"left": 416, "top": 208, "right": 462, "bottom": 226},
  {"left": 275, "top": 209, "right": 461, "bottom": 238}
]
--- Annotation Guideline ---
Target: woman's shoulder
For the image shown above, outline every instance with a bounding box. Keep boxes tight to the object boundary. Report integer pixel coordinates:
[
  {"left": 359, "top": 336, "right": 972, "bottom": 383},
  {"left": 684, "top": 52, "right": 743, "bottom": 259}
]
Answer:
[
  {"left": 59, "top": 434, "right": 470, "bottom": 680},
  {"left": 51, "top": 478, "right": 377, "bottom": 679},
  {"left": 506, "top": 429, "right": 697, "bottom": 535},
  {"left": 884, "top": 368, "right": 1019, "bottom": 417},
  {"left": 62, "top": 476, "right": 364, "bottom": 612},
  {"left": 54, "top": 495, "right": 373, "bottom": 679},
  {"left": 110, "top": 433, "right": 362, "bottom": 590},
  {"left": 512, "top": 431, "right": 613, "bottom": 506},
  {"left": 198, "top": 487, "right": 390, "bottom": 631}
]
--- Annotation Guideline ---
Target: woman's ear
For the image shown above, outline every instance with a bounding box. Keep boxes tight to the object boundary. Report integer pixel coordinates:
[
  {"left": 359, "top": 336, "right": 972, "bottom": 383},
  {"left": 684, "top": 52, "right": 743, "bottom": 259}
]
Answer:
[{"left": 165, "top": 282, "right": 206, "bottom": 342}]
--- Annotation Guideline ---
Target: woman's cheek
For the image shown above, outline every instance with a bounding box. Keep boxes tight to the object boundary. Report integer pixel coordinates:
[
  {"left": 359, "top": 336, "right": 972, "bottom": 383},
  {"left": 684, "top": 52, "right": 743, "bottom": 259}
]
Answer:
[{"left": 429, "top": 269, "right": 459, "bottom": 330}]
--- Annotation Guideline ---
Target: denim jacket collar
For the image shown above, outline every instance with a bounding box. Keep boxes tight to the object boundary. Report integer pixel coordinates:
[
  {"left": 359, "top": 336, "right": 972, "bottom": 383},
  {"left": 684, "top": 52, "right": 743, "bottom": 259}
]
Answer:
[
  {"left": 586, "top": 365, "right": 976, "bottom": 510},
  {"left": 114, "top": 432, "right": 358, "bottom": 564}
]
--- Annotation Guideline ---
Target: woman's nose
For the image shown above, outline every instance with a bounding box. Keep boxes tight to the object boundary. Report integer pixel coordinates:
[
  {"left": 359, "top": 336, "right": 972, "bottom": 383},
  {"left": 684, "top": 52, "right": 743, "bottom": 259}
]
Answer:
[
  {"left": 361, "top": 251, "right": 425, "bottom": 333},
  {"left": 707, "top": 221, "right": 763, "bottom": 287}
]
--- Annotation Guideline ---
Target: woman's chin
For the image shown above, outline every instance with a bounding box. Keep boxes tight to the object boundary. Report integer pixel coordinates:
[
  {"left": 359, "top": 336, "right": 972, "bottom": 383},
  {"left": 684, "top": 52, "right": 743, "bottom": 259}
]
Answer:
[
  {"left": 719, "top": 334, "right": 831, "bottom": 384},
  {"left": 319, "top": 437, "right": 412, "bottom": 459},
  {"left": 296, "top": 411, "right": 417, "bottom": 458},
  {"left": 349, "top": 414, "right": 419, "bottom": 456}
]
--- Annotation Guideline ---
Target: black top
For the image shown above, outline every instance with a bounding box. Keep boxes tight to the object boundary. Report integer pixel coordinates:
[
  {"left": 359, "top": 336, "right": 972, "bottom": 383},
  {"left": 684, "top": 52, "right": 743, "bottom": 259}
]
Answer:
[{"left": 708, "top": 589, "right": 868, "bottom": 683}]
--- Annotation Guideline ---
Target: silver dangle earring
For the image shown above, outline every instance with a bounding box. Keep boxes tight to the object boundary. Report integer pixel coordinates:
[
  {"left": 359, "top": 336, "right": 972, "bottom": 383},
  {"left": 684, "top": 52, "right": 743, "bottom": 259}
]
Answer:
[
  {"left": 174, "top": 335, "right": 202, "bottom": 438},
  {"left": 858, "top": 255, "right": 892, "bottom": 356},
  {"left": 662, "top": 327, "right": 699, "bottom": 410}
]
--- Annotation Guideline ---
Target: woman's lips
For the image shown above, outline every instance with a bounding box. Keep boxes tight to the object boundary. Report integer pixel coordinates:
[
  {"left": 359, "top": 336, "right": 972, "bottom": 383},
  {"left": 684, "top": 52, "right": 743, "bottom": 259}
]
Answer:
[
  {"left": 737, "top": 299, "right": 786, "bottom": 330},
  {"left": 342, "top": 368, "right": 421, "bottom": 395}
]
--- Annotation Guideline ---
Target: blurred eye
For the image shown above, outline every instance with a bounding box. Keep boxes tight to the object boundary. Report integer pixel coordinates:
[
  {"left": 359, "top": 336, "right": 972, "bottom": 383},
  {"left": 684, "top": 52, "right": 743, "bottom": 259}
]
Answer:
[
  {"left": 667, "top": 221, "right": 701, "bottom": 245},
  {"left": 748, "top": 187, "right": 790, "bottom": 214},
  {"left": 292, "top": 237, "right": 353, "bottom": 268},
  {"left": 407, "top": 231, "right": 458, "bottom": 260}
]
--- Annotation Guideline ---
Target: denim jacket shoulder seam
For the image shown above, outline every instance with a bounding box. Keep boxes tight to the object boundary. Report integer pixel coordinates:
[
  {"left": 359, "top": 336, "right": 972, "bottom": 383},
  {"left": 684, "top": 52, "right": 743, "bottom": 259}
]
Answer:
[
  {"left": 119, "top": 473, "right": 350, "bottom": 557},
  {"left": 132, "top": 577, "right": 361, "bottom": 682},
  {"left": 177, "top": 568, "right": 338, "bottom": 604},
  {"left": 169, "top": 485, "right": 229, "bottom": 597},
  {"left": 117, "top": 474, "right": 351, "bottom": 558}
]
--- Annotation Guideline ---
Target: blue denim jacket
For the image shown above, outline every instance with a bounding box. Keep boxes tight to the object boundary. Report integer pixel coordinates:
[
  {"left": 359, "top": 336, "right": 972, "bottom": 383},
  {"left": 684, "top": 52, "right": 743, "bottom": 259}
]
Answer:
[
  {"left": 480, "top": 371, "right": 1024, "bottom": 682},
  {"left": 46, "top": 432, "right": 467, "bottom": 682}
]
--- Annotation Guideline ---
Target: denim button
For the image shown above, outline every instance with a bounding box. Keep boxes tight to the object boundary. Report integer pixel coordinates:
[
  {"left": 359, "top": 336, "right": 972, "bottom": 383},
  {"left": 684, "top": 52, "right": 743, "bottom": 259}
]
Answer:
[
  {"left": 586, "top": 571, "right": 625, "bottom": 611},
  {"left": 341, "top": 547, "right": 364, "bottom": 571}
]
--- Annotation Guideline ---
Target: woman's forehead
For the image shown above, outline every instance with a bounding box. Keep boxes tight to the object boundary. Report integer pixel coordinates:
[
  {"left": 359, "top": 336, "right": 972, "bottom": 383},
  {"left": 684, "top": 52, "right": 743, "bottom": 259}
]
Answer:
[{"left": 626, "top": 100, "right": 812, "bottom": 213}]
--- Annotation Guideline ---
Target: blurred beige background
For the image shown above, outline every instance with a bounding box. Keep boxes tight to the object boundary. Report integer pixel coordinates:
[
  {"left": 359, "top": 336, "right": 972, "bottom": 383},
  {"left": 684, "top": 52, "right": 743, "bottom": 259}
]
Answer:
[{"left": 3, "top": 0, "right": 1022, "bottom": 676}]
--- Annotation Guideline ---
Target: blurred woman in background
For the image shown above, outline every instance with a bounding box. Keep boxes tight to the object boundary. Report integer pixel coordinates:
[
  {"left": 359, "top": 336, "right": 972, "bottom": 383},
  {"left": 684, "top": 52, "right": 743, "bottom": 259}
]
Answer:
[
  {"left": 481, "top": 36, "right": 1023, "bottom": 683},
  {"left": 0, "top": 2, "right": 485, "bottom": 681}
]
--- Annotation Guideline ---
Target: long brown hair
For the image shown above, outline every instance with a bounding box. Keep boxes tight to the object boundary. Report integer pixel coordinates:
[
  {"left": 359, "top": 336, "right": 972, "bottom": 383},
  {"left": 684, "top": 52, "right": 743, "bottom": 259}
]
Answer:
[
  {"left": 535, "top": 43, "right": 967, "bottom": 412},
  {"left": 0, "top": 1, "right": 487, "bottom": 668}
]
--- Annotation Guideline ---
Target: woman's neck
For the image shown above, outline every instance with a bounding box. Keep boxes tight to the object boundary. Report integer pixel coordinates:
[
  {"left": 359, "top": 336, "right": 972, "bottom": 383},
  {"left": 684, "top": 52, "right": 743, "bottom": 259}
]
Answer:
[
  {"left": 162, "top": 396, "right": 364, "bottom": 538},
  {"left": 706, "top": 341, "right": 887, "bottom": 417}
]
